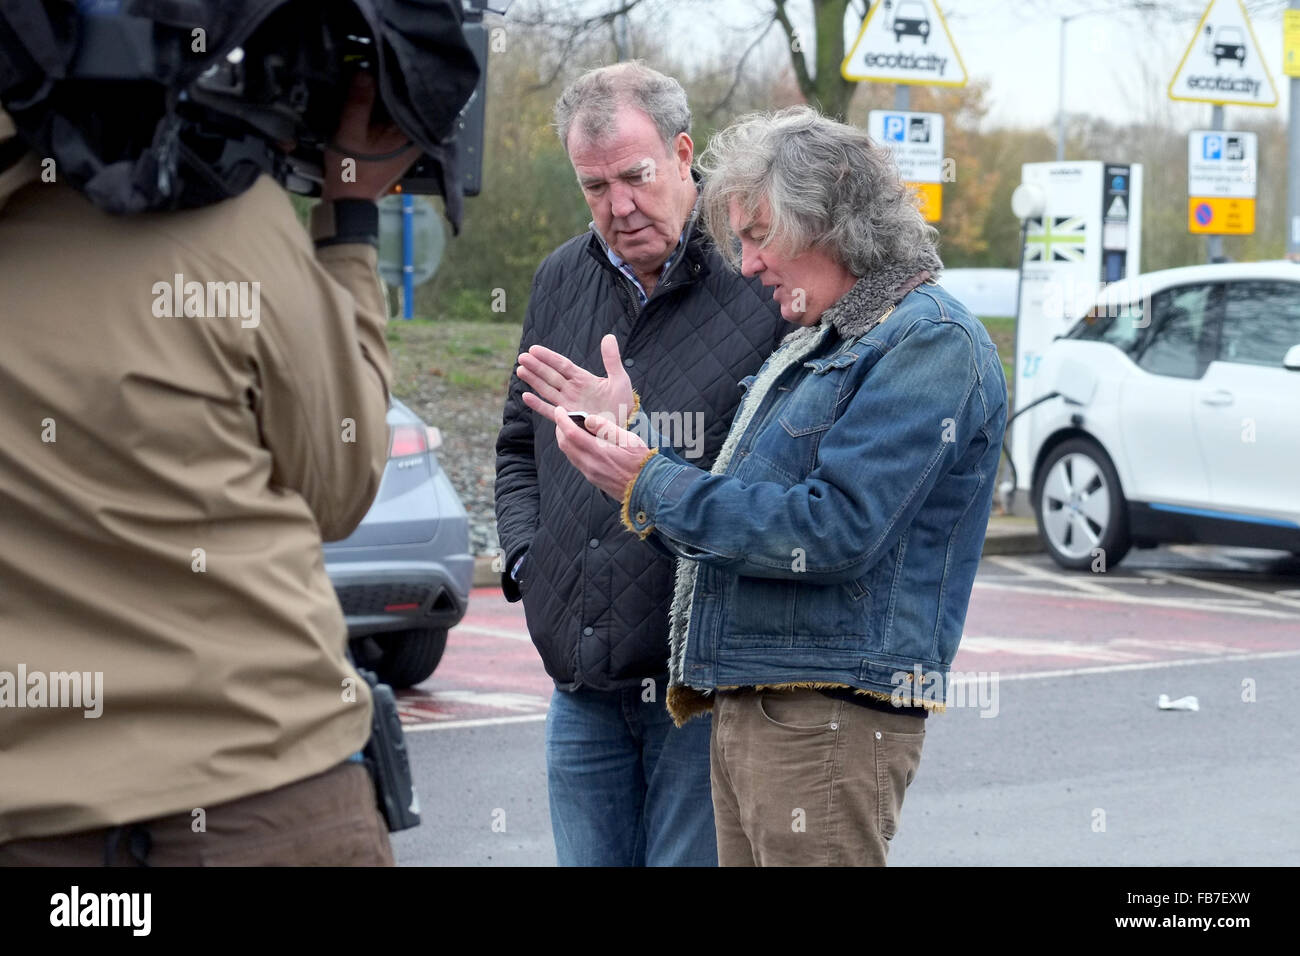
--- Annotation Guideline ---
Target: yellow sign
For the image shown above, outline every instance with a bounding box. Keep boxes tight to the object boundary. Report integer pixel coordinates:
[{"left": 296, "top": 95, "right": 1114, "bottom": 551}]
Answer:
[
  {"left": 909, "top": 182, "right": 942, "bottom": 223},
  {"left": 1285, "top": 9, "right": 1300, "bottom": 78},
  {"left": 1167, "top": 0, "right": 1278, "bottom": 107},
  {"left": 1188, "top": 196, "right": 1255, "bottom": 235},
  {"left": 842, "top": 0, "right": 968, "bottom": 87}
]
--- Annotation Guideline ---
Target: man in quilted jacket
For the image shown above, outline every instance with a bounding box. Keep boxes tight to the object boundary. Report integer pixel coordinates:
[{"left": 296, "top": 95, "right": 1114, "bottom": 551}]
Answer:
[{"left": 494, "top": 62, "right": 785, "bottom": 866}]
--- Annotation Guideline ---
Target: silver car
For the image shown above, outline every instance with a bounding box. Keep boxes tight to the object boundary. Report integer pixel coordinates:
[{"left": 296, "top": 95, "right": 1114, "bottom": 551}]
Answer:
[{"left": 324, "top": 399, "right": 473, "bottom": 688}]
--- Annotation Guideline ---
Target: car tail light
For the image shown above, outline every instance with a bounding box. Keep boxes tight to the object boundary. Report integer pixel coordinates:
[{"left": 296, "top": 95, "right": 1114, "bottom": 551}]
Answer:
[
  {"left": 389, "top": 424, "right": 428, "bottom": 459},
  {"left": 426, "top": 426, "right": 443, "bottom": 451}
]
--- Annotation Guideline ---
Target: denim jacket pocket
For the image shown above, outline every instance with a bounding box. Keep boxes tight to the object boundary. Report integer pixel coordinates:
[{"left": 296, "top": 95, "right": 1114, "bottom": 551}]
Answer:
[{"left": 770, "top": 351, "right": 861, "bottom": 468}]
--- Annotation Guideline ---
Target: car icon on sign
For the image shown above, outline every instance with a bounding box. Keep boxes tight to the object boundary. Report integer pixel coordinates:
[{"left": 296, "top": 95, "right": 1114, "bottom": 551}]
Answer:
[
  {"left": 1212, "top": 26, "right": 1246, "bottom": 66},
  {"left": 893, "top": 1, "right": 931, "bottom": 43}
]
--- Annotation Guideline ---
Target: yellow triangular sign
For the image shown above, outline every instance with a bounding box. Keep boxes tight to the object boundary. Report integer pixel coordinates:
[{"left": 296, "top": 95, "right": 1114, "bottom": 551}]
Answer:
[
  {"left": 842, "top": 0, "right": 968, "bottom": 87},
  {"left": 1168, "top": 0, "right": 1279, "bottom": 107}
]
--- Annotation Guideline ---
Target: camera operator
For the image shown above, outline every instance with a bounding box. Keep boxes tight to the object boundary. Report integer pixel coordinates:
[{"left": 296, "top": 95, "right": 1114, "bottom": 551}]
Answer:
[{"left": 0, "top": 72, "right": 417, "bottom": 865}]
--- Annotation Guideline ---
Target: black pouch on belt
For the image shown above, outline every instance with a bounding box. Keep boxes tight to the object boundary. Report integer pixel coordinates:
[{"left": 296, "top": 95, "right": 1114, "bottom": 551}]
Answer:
[{"left": 357, "top": 666, "right": 421, "bottom": 832}]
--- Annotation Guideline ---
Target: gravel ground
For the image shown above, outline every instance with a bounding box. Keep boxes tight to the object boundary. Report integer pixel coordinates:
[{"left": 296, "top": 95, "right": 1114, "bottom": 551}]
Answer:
[
  {"left": 387, "top": 320, "right": 521, "bottom": 558},
  {"left": 416, "top": 387, "right": 505, "bottom": 558}
]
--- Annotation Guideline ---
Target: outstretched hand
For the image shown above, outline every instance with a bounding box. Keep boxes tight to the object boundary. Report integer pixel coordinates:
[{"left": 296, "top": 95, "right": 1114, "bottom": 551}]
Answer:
[
  {"left": 525, "top": 394, "right": 652, "bottom": 500},
  {"left": 518, "top": 334, "right": 635, "bottom": 427}
]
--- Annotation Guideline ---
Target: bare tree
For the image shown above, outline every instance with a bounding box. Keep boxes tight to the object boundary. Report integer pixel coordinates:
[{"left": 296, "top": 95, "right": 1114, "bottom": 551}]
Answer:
[
  {"left": 769, "top": 0, "right": 859, "bottom": 119},
  {"left": 508, "top": 0, "right": 660, "bottom": 89}
]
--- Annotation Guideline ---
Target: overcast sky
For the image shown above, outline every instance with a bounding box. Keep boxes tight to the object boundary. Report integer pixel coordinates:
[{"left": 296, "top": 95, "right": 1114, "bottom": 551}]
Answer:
[{"left": 650, "top": 0, "right": 1294, "bottom": 129}]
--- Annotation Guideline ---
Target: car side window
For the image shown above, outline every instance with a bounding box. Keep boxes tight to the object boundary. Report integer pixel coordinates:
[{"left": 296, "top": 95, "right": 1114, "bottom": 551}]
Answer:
[
  {"left": 1136, "top": 283, "right": 1221, "bottom": 379},
  {"left": 1217, "top": 280, "right": 1300, "bottom": 367},
  {"left": 1067, "top": 300, "right": 1146, "bottom": 355}
]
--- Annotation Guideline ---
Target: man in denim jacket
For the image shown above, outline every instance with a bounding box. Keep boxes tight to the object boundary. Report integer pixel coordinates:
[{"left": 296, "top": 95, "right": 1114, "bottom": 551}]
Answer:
[{"left": 524, "top": 106, "right": 1007, "bottom": 866}]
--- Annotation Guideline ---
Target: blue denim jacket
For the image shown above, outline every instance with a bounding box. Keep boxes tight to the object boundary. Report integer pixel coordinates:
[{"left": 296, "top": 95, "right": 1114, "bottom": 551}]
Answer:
[{"left": 623, "top": 281, "right": 1008, "bottom": 722}]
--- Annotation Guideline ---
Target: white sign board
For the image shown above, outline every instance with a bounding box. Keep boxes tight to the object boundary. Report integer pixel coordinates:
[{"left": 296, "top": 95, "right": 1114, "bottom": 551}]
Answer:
[
  {"left": 867, "top": 110, "right": 945, "bottom": 182},
  {"left": 842, "top": 0, "right": 968, "bottom": 87},
  {"left": 1168, "top": 0, "right": 1279, "bottom": 107},
  {"left": 1187, "top": 130, "right": 1257, "bottom": 198}
]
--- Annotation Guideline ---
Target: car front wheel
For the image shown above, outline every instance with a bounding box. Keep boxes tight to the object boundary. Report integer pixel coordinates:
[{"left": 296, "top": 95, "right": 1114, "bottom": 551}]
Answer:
[{"left": 1033, "top": 438, "right": 1132, "bottom": 571}]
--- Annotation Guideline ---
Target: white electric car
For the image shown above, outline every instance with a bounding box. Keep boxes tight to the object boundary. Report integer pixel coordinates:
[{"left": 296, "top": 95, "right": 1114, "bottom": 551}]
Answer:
[{"left": 1023, "top": 261, "right": 1300, "bottom": 570}]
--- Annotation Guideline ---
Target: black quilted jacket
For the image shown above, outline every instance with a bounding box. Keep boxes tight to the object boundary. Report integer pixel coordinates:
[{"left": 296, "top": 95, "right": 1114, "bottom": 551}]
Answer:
[{"left": 494, "top": 223, "right": 786, "bottom": 691}]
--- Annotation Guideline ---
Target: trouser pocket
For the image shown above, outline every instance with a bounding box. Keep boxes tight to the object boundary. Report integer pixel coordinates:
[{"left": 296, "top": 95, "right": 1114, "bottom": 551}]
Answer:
[{"left": 873, "top": 720, "right": 926, "bottom": 842}]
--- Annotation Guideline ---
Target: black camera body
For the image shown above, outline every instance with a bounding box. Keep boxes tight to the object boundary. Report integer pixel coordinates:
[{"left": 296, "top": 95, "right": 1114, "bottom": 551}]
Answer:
[{"left": 0, "top": 0, "right": 492, "bottom": 224}]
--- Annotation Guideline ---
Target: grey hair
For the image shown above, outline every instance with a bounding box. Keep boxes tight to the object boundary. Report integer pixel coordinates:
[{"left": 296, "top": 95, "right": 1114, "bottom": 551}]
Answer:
[
  {"left": 553, "top": 61, "right": 691, "bottom": 154},
  {"left": 698, "top": 105, "right": 941, "bottom": 277}
]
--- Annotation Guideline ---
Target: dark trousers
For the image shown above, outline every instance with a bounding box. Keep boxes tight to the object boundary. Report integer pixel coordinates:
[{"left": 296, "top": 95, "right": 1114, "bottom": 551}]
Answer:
[{"left": 0, "top": 761, "right": 393, "bottom": 866}]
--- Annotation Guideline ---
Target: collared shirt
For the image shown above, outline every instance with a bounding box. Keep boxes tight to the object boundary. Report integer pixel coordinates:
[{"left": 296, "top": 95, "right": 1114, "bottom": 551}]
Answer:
[{"left": 593, "top": 193, "right": 701, "bottom": 308}]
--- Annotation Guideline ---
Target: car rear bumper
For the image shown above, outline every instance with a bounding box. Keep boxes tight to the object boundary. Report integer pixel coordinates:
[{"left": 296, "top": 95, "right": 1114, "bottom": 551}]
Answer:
[{"left": 329, "top": 551, "right": 474, "bottom": 637}]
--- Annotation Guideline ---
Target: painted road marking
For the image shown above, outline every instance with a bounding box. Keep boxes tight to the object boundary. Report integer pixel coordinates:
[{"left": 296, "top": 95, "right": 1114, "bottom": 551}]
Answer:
[
  {"left": 964, "top": 648, "right": 1300, "bottom": 683},
  {"left": 972, "top": 579, "right": 1293, "bottom": 618},
  {"left": 411, "top": 650, "right": 1300, "bottom": 731},
  {"left": 957, "top": 635, "right": 1240, "bottom": 663},
  {"left": 987, "top": 555, "right": 1121, "bottom": 596},
  {"left": 1168, "top": 544, "right": 1261, "bottom": 570},
  {"left": 397, "top": 565, "right": 1299, "bottom": 729},
  {"left": 453, "top": 623, "right": 532, "bottom": 642},
  {"left": 405, "top": 713, "right": 549, "bottom": 733},
  {"left": 1140, "top": 569, "right": 1300, "bottom": 611}
]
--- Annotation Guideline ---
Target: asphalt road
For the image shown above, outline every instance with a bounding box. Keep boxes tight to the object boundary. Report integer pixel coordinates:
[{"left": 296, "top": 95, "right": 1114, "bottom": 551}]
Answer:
[{"left": 390, "top": 545, "right": 1300, "bottom": 866}]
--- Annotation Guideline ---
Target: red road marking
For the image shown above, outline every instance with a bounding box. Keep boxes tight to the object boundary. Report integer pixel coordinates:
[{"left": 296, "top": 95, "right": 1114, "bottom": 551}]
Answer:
[
  {"left": 397, "top": 583, "right": 1300, "bottom": 727},
  {"left": 957, "top": 588, "right": 1298, "bottom": 672},
  {"left": 397, "top": 588, "right": 549, "bottom": 725}
]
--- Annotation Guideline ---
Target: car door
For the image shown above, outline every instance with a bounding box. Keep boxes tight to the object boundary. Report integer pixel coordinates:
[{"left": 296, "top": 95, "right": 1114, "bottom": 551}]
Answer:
[
  {"left": 1117, "top": 282, "right": 1223, "bottom": 506},
  {"left": 1193, "top": 278, "right": 1300, "bottom": 523}
]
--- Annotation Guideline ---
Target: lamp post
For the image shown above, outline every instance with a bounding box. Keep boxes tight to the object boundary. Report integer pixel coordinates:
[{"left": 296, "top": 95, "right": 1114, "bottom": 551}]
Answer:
[
  {"left": 1057, "top": 15, "right": 1071, "bottom": 162},
  {"left": 1056, "top": 10, "right": 1111, "bottom": 162}
]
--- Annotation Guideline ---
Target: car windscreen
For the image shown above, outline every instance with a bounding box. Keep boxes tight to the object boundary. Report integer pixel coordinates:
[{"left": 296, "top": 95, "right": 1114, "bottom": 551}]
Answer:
[{"left": 1063, "top": 300, "right": 1147, "bottom": 356}]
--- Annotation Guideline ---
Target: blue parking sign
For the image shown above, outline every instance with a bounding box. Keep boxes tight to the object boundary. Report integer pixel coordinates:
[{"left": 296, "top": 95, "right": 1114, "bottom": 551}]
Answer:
[
  {"left": 1202, "top": 135, "right": 1222, "bottom": 160},
  {"left": 883, "top": 114, "right": 906, "bottom": 142}
]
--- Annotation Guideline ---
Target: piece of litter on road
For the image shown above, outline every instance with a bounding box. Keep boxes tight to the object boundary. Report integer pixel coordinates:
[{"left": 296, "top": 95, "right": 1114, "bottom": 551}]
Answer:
[{"left": 1157, "top": 694, "right": 1200, "bottom": 711}]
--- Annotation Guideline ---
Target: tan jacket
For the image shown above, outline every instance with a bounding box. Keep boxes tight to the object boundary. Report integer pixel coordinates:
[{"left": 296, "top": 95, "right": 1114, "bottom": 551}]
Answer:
[{"left": 0, "top": 114, "right": 393, "bottom": 842}]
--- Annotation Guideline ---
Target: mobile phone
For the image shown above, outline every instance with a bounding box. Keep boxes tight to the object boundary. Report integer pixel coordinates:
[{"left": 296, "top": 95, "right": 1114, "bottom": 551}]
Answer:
[{"left": 567, "top": 411, "right": 592, "bottom": 429}]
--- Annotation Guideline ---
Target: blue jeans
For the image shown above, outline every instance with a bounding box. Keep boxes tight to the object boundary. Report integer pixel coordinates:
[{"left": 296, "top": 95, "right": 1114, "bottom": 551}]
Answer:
[{"left": 545, "top": 680, "right": 717, "bottom": 867}]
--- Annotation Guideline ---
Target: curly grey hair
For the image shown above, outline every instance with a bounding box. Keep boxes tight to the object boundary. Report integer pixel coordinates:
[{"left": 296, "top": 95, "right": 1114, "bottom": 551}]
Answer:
[
  {"left": 698, "top": 105, "right": 941, "bottom": 277},
  {"left": 553, "top": 61, "right": 691, "bottom": 154}
]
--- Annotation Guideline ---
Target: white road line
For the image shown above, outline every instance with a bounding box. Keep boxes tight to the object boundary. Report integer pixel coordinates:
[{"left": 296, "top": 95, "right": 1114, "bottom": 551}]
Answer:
[
  {"left": 986, "top": 555, "right": 1120, "bottom": 596},
  {"left": 1138, "top": 569, "right": 1300, "bottom": 612},
  {"left": 972, "top": 580, "right": 1293, "bottom": 618},
  {"left": 403, "top": 713, "right": 548, "bottom": 733},
  {"left": 977, "top": 648, "right": 1300, "bottom": 682},
  {"left": 958, "top": 635, "right": 1152, "bottom": 662},
  {"left": 403, "top": 650, "right": 1300, "bottom": 729},
  {"left": 1167, "top": 545, "right": 1258, "bottom": 571},
  {"left": 452, "top": 623, "right": 533, "bottom": 642}
]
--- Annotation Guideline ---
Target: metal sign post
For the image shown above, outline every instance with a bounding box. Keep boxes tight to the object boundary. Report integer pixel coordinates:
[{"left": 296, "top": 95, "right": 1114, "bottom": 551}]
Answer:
[
  {"left": 1288, "top": 3, "right": 1300, "bottom": 259},
  {"left": 377, "top": 195, "right": 446, "bottom": 318}
]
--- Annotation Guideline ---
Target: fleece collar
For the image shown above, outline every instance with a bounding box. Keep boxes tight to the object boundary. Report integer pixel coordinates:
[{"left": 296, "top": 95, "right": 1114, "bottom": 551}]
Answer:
[{"left": 819, "top": 246, "right": 944, "bottom": 341}]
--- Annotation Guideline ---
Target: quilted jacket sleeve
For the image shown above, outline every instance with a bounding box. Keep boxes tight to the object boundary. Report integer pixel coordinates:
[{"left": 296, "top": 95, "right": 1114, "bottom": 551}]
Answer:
[{"left": 493, "top": 262, "right": 547, "bottom": 602}]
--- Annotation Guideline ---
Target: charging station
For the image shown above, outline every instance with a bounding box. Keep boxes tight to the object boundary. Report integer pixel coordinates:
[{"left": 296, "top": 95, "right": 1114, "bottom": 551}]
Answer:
[{"left": 1010, "top": 161, "right": 1144, "bottom": 500}]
